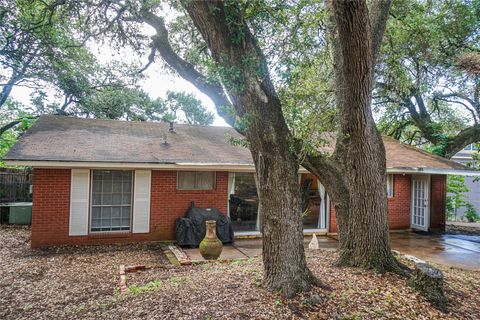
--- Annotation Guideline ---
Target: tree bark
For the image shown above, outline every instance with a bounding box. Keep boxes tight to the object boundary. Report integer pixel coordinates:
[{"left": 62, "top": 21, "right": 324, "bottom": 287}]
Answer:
[
  {"left": 324, "top": 0, "right": 401, "bottom": 272},
  {"left": 147, "top": 1, "right": 320, "bottom": 297},
  {"left": 0, "top": 73, "right": 17, "bottom": 108}
]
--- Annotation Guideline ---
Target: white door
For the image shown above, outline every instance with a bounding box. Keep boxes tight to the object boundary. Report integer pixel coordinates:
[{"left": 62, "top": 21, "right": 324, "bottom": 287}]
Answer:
[{"left": 411, "top": 175, "right": 430, "bottom": 231}]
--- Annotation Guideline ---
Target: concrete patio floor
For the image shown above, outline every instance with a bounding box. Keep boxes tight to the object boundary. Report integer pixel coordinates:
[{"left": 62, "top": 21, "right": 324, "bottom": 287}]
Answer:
[
  {"left": 181, "top": 232, "right": 480, "bottom": 271},
  {"left": 389, "top": 232, "right": 480, "bottom": 271},
  {"left": 182, "top": 236, "right": 339, "bottom": 262}
]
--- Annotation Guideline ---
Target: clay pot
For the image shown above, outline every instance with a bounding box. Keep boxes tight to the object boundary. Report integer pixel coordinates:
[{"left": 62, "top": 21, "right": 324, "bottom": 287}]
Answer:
[{"left": 199, "top": 220, "right": 223, "bottom": 260}]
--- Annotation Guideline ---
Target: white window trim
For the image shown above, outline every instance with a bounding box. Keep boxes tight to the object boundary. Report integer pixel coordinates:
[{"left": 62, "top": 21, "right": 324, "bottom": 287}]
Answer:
[
  {"left": 89, "top": 169, "right": 134, "bottom": 234},
  {"left": 387, "top": 174, "right": 394, "bottom": 198},
  {"left": 176, "top": 171, "right": 216, "bottom": 190}
]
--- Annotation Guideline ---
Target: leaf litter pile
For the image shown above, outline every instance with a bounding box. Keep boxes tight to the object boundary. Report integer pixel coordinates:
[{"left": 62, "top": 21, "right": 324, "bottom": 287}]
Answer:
[{"left": 1, "top": 225, "right": 479, "bottom": 319}]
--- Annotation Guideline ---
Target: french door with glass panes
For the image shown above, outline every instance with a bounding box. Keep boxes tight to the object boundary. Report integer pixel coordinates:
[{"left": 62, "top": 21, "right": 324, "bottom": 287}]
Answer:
[{"left": 411, "top": 175, "right": 430, "bottom": 231}]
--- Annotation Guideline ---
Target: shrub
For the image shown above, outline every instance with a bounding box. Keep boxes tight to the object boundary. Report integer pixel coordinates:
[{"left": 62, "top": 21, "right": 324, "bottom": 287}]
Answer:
[{"left": 464, "top": 203, "right": 479, "bottom": 222}]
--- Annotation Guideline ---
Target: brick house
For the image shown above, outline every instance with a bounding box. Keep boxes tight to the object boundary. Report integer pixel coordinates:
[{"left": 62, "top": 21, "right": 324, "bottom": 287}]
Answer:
[{"left": 4, "top": 116, "right": 477, "bottom": 247}]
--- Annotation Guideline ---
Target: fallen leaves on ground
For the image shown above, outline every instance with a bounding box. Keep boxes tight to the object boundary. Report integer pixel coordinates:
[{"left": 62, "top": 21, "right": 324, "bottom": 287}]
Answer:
[{"left": 1, "top": 225, "right": 478, "bottom": 320}]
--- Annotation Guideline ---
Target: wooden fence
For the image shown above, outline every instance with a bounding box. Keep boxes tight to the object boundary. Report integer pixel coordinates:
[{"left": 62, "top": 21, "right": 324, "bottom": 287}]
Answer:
[{"left": 0, "top": 169, "right": 33, "bottom": 203}]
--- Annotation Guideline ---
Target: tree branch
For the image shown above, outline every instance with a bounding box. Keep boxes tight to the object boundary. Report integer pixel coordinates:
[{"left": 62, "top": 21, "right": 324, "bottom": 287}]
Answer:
[
  {"left": 435, "top": 97, "right": 478, "bottom": 124},
  {"left": 139, "top": 11, "right": 235, "bottom": 127},
  {"left": 445, "top": 125, "right": 480, "bottom": 158},
  {"left": 0, "top": 119, "right": 21, "bottom": 136},
  {"left": 369, "top": 0, "right": 392, "bottom": 64},
  {"left": 138, "top": 43, "right": 156, "bottom": 74}
]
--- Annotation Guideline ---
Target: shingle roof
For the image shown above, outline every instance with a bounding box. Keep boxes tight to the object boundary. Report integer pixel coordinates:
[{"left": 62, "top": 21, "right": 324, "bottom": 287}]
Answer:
[
  {"left": 4, "top": 115, "right": 470, "bottom": 172},
  {"left": 5, "top": 116, "right": 251, "bottom": 164}
]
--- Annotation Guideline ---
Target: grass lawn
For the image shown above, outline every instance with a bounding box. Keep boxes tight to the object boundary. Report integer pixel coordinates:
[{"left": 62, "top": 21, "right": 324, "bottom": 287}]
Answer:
[{"left": 1, "top": 225, "right": 479, "bottom": 319}]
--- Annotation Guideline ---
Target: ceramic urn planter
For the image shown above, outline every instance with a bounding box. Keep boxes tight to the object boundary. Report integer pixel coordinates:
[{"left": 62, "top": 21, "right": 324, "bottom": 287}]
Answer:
[{"left": 199, "top": 220, "right": 223, "bottom": 260}]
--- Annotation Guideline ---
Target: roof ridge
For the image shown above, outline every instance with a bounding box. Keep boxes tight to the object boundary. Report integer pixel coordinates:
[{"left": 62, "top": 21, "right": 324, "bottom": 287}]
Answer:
[{"left": 40, "top": 115, "right": 230, "bottom": 129}]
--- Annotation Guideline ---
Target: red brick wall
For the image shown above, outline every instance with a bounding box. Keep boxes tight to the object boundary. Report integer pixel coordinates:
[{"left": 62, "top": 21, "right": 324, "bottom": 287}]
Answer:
[
  {"left": 387, "top": 174, "right": 411, "bottom": 229},
  {"left": 329, "top": 200, "right": 338, "bottom": 233},
  {"left": 430, "top": 174, "right": 446, "bottom": 231},
  {"left": 329, "top": 174, "right": 412, "bottom": 233},
  {"left": 150, "top": 170, "right": 228, "bottom": 240},
  {"left": 31, "top": 169, "right": 228, "bottom": 247},
  {"left": 31, "top": 169, "right": 71, "bottom": 247}
]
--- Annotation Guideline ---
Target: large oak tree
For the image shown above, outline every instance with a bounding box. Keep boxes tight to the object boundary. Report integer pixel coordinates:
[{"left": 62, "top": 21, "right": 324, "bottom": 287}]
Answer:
[
  {"left": 141, "top": 0, "right": 402, "bottom": 277},
  {"left": 42, "top": 0, "right": 403, "bottom": 296}
]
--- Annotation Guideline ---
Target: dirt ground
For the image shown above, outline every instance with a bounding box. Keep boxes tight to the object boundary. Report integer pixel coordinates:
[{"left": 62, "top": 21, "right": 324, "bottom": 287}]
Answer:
[{"left": 1, "top": 226, "right": 479, "bottom": 320}]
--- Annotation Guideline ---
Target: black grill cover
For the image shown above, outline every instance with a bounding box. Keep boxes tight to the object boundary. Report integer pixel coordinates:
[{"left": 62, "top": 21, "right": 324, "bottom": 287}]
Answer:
[{"left": 175, "top": 202, "right": 234, "bottom": 247}]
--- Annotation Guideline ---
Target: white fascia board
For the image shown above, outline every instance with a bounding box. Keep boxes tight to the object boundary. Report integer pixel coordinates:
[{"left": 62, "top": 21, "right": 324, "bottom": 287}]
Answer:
[
  {"left": 3, "top": 160, "right": 257, "bottom": 172},
  {"left": 387, "top": 167, "right": 480, "bottom": 176},
  {"left": 6, "top": 160, "right": 479, "bottom": 176}
]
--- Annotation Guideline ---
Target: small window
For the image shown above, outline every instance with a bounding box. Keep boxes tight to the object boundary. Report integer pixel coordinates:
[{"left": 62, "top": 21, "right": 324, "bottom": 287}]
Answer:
[
  {"left": 91, "top": 170, "right": 132, "bottom": 232},
  {"left": 387, "top": 174, "right": 394, "bottom": 198},
  {"left": 177, "top": 171, "right": 215, "bottom": 190}
]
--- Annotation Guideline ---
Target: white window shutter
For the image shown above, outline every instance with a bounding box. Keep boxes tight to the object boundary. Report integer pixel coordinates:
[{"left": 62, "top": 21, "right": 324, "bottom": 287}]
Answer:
[
  {"left": 69, "top": 169, "right": 90, "bottom": 236},
  {"left": 133, "top": 170, "right": 151, "bottom": 233}
]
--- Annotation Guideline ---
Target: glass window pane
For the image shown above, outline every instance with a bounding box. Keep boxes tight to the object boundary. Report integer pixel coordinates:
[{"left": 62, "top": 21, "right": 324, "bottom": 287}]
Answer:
[
  {"left": 229, "top": 173, "right": 259, "bottom": 232},
  {"left": 113, "top": 182, "right": 122, "bottom": 193},
  {"left": 122, "top": 194, "right": 131, "bottom": 205},
  {"left": 300, "top": 174, "right": 320, "bottom": 229},
  {"left": 92, "top": 206, "right": 101, "bottom": 219},
  {"left": 92, "top": 194, "right": 101, "bottom": 206},
  {"left": 102, "top": 179, "right": 113, "bottom": 193},
  {"left": 91, "top": 170, "right": 132, "bottom": 232},
  {"left": 122, "top": 207, "right": 130, "bottom": 218},
  {"left": 92, "top": 219, "right": 100, "bottom": 228},
  {"left": 196, "top": 172, "right": 215, "bottom": 189},
  {"left": 121, "top": 218, "right": 130, "bottom": 227},
  {"left": 101, "top": 207, "right": 111, "bottom": 219},
  {"left": 112, "top": 193, "right": 122, "bottom": 205},
  {"left": 112, "top": 218, "right": 121, "bottom": 227},
  {"left": 102, "top": 194, "right": 112, "bottom": 205},
  {"left": 177, "top": 172, "right": 195, "bottom": 189},
  {"left": 111, "top": 207, "right": 121, "bottom": 218},
  {"left": 93, "top": 181, "right": 102, "bottom": 193}
]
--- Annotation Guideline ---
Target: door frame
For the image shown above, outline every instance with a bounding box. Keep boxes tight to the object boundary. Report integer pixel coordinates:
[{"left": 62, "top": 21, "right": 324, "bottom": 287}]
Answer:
[{"left": 410, "top": 174, "right": 431, "bottom": 231}]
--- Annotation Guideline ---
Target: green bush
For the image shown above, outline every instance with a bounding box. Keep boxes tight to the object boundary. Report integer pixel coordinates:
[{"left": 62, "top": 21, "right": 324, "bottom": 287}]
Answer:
[{"left": 464, "top": 203, "right": 479, "bottom": 222}]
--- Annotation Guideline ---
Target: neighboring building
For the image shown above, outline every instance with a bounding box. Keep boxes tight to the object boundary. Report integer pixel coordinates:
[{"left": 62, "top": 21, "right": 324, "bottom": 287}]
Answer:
[
  {"left": 4, "top": 116, "right": 478, "bottom": 247},
  {"left": 451, "top": 144, "right": 480, "bottom": 220}
]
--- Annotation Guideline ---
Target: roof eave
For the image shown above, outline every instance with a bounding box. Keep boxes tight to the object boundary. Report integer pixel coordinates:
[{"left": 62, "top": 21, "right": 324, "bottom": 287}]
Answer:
[
  {"left": 387, "top": 167, "right": 480, "bottom": 176},
  {"left": 3, "top": 160, "right": 257, "bottom": 172},
  {"left": 5, "top": 160, "right": 480, "bottom": 176}
]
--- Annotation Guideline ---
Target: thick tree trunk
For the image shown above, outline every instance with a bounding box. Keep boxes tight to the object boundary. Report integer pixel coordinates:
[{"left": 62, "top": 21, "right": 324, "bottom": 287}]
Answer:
[
  {"left": 178, "top": 1, "right": 320, "bottom": 297},
  {"left": 329, "top": 0, "right": 401, "bottom": 272},
  {"left": 250, "top": 139, "right": 318, "bottom": 297},
  {"left": 334, "top": 134, "right": 399, "bottom": 272}
]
